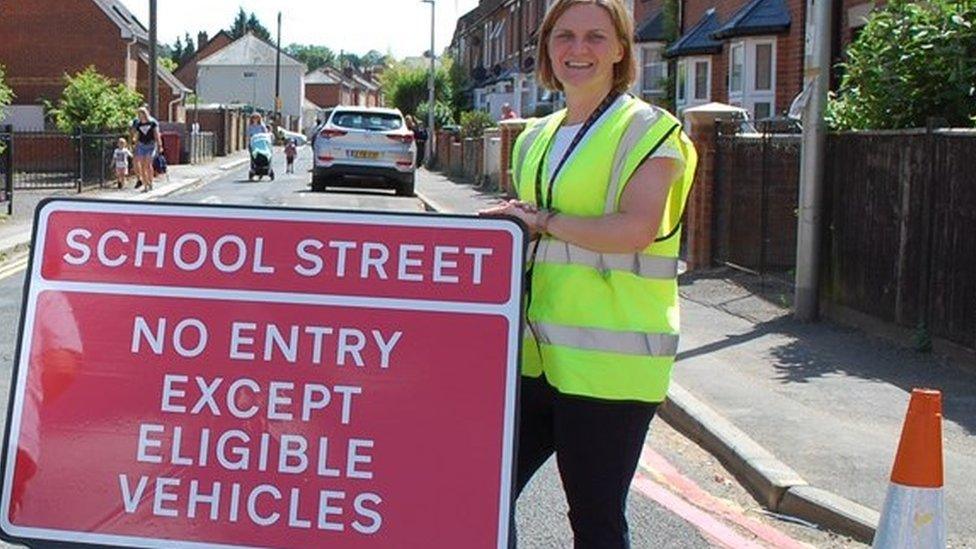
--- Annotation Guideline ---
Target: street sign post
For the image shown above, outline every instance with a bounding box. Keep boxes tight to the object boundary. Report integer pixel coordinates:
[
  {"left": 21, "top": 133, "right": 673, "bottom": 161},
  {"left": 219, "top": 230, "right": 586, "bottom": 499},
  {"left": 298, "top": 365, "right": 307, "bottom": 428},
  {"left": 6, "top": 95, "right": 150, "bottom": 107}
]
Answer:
[{"left": 1, "top": 199, "right": 525, "bottom": 548}]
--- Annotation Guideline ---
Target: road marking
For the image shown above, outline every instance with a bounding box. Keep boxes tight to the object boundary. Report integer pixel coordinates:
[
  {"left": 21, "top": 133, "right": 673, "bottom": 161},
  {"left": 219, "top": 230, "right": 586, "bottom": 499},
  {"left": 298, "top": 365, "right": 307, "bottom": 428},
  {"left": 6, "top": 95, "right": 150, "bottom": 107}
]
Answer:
[
  {"left": 0, "top": 256, "right": 29, "bottom": 281},
  {"left": 635, "top": 445, "right": 812, "bottom": 548},
  {"left": 201, "top": 195, "right": 222, "bottom": 204}
]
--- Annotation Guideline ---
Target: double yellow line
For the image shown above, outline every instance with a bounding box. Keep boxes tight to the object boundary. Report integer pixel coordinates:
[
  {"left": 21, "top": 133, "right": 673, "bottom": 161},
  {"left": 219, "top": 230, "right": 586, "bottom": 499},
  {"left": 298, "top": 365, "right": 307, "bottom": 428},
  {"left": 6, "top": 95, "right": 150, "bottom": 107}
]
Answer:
[{"left": 0, "top": 255, "right": 29, "bottom": 282}]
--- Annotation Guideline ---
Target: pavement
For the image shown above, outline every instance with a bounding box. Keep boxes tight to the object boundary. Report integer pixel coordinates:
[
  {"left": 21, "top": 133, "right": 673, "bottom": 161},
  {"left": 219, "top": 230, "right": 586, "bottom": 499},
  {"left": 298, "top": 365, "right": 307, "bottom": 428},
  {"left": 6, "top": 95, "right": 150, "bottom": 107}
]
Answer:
[
  {"left": 412, "top": 168, "right": 976, "bottom": 546},
  {"left": 1, "top": 162, "right": 972, "bottom": 545}
]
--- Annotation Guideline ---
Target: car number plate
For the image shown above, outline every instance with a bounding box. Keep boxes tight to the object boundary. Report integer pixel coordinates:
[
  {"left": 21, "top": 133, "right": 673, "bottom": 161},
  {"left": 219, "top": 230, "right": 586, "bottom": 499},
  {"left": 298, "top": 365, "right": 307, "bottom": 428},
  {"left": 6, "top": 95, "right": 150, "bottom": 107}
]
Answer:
[{"left": 348, "top": 150, "right": 380, "bottom": 159}]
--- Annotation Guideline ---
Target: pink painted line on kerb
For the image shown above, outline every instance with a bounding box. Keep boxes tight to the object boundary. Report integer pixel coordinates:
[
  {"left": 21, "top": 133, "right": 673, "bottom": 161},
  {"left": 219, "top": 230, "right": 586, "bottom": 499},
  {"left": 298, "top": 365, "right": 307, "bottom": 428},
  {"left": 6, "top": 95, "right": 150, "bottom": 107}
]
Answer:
[
  {"left": 633, "top": 445, "right": 811, "bottom": 549},
  {"left": 632, "top": 473, "right": 766, "bottom": 548}
]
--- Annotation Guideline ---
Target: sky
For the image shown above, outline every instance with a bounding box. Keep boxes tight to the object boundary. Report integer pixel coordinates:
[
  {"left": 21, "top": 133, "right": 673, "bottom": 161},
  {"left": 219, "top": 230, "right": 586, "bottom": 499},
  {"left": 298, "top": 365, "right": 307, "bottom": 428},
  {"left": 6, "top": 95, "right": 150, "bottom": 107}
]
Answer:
[{"left": 128, "top": 0, "right": 480, "bottom": 60}]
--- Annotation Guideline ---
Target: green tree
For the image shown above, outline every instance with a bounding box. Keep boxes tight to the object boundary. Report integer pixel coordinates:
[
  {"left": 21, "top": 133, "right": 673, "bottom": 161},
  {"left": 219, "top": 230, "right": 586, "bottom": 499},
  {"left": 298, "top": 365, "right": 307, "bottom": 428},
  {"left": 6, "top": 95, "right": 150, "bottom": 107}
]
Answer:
[
  {"left": 182, "top": 32, "right": 196, "bottom": 63},
  {"left": 170, "top": 37, "right": 184, "bottom": 64},
  {"left": 48, "top": 66, "right": 143, "bottom": 133},
  {"left": 416, "top": 100, "right": 455, "bottom": 129},
  {"left": 286, "top": 44, "right": 337, "bottom": 72},
  {"left": 446, "top": 55, "right": 471, "bottom": 120},
  {"left": 228, "top": 8, "right": 270, "bottom": 41},
  {"left": 159, "top": 57, "right": 178, "bottom": 73},
  {"left": 827, "top": 0, "right": 976, "bottom": 130},
  {"left": 380, "top": 63, "right": 452, "bottom": 119},
  {"left": 0, "top": 64, "right": 14, "bottom": 154}
]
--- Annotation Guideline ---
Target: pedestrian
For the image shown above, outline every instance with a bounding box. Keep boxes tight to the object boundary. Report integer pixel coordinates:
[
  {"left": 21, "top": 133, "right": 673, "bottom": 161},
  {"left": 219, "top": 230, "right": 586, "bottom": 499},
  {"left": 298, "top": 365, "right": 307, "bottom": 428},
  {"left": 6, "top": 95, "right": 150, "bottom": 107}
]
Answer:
[
  {"left": 112, "top": 137, "right": 132, "bottom": 189},
  {"left": 500, "top": 102, "right": 519, "bottom": 120},
  {"left": 284, "top": 138, "right": 297, "bottom": 174},
  {"left": 129, "top": 106, "right": 163, "bottom": 192},
  {"left": 412, "top": 118, "right": 429, "bottom": 166},
  {"left": 480, "top": 0, "right": 697, "bottom": 546},
  {"left": 247, "top": 112, "right": 270, "bottom": 140}
]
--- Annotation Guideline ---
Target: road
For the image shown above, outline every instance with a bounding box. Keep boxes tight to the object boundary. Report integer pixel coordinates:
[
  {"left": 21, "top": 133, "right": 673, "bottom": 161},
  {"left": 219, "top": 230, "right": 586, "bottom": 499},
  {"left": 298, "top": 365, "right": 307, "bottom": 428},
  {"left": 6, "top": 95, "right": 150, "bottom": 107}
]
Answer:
[{"left": 0, "top": 147, "right": 864, "bottom": 548}]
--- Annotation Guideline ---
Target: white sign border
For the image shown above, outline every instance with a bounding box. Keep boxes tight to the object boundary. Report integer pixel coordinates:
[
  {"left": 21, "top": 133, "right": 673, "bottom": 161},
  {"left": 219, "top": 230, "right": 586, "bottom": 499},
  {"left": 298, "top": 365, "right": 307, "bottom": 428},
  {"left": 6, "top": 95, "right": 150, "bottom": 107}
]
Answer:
[{"left": 0, "top": 198, "right": 527, "bottom": 549}]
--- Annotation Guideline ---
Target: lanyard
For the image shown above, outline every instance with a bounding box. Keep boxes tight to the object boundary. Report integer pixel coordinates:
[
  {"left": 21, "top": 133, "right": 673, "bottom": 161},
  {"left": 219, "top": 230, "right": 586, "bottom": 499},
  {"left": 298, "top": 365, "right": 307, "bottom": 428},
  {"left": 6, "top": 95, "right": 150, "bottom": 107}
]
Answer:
[
  {"left": 534, "top": 92, "right": 621, "bottom": 210},
  {"left": 524, "top": 92, "right": 622, "bottom": 333}
]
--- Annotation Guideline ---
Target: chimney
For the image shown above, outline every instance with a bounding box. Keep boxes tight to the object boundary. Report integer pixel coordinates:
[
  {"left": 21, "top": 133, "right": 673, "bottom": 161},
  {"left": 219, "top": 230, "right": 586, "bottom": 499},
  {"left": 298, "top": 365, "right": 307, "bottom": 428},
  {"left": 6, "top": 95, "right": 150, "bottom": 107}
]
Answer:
[{"left": 197, "top": 31, "right": 208, "bottom": 50}]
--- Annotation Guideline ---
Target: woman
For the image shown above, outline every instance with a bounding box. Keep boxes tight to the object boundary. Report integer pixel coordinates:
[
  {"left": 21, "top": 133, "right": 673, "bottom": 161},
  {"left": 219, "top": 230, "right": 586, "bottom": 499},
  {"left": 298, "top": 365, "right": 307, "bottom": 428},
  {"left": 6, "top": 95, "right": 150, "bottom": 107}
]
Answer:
[
  {"left": 481, "top": 0, "right": 697, "bottom": 546},
  {"left": 129, "top": 107, "right": 163, "bottom": 192},
  {"left": 247, "top": 113, "right": 270, "bottom": 140}
]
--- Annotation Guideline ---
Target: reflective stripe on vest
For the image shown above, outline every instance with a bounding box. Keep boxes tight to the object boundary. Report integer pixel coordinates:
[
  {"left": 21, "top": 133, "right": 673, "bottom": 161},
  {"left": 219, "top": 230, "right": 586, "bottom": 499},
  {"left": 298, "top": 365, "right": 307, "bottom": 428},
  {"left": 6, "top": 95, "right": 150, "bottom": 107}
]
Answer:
[
  {"left": 535, "top": 238, "right": 678, "bottom": 279},
  {"left": 512, "top": 121, "right": 547, "bottom": 191},
  {"left": 605, "top": 107, "right": 680, "bottom": 215},
  {"left": 531, "top": 322, "right": 680, "bottom": 357}
]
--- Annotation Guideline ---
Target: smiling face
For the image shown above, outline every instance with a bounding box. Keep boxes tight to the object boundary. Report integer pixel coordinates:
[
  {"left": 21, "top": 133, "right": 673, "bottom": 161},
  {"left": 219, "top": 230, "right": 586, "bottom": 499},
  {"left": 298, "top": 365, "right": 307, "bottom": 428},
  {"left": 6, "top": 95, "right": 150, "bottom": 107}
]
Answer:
[{"left": 546, "top": 3, "right": 624, "bottom": 95}]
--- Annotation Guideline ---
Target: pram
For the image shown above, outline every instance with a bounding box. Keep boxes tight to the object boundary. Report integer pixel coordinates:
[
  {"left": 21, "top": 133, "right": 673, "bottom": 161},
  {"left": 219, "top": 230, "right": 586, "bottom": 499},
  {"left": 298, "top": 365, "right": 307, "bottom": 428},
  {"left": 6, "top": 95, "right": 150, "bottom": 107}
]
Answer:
[{"left": 248, "top": 132, "right": 275, "bottom": 181}]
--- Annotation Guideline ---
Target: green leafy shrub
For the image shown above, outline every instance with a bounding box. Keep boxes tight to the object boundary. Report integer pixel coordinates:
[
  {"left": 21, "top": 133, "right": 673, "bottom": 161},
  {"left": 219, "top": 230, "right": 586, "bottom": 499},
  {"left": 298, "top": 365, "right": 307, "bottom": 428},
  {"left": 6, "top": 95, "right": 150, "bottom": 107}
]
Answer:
[
  {"left": 48, "top": 66, "right": 143, "bottom": 133},
  {"left": 827, "top": 0, "right": 976, "bottom": 130},
  {"left": 0, "top": 64, "right": 13, "bottom": 154},
  {"left": 380, "top": 63, "right": 452, "bottom": 119},
  {"left": 416, "top": 101, "right": 455, "bottom": 130},
  {"left": 459, "top": 110, "right": 495, "bottom": 137}
]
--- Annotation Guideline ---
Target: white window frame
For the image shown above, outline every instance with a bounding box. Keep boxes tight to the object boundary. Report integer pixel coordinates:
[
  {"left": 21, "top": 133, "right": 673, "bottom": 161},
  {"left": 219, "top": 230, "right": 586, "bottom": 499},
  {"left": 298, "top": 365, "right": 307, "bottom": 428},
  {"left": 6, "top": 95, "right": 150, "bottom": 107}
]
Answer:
[
  {"left": 640, "top": 44, "right": 668, "bottom": 95},
  {"left": 728, "top": 37, "right": 777, "bottom": 120},
  {"left": 676, "top": 56, "right": 711, "bottom": 109}
]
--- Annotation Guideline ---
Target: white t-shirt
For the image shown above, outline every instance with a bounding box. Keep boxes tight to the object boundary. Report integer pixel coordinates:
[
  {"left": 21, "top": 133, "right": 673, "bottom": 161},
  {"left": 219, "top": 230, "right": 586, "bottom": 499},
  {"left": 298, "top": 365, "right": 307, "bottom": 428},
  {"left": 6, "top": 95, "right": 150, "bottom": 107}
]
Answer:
[{"left": 546, "top": 99, "right": 683, "bottom": 182}]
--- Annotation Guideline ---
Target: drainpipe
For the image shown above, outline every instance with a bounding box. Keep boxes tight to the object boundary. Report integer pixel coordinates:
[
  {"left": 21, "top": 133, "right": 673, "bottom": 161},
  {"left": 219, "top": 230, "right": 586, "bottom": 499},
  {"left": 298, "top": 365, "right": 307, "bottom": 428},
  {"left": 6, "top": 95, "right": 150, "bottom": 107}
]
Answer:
[
  {"left": 125, "top": 34, "right": 138, "bottom": 89},
  {"left": 168, "top": 90, "right": 186, "bottom": 124}
]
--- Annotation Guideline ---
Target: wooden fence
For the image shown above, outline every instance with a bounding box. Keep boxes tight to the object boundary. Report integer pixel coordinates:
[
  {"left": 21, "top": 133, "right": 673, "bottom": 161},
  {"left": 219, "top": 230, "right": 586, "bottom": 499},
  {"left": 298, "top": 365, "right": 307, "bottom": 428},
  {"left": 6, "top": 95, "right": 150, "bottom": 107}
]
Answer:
[{"left": 716, "top": 126, "right": 976, "bottom": 350}]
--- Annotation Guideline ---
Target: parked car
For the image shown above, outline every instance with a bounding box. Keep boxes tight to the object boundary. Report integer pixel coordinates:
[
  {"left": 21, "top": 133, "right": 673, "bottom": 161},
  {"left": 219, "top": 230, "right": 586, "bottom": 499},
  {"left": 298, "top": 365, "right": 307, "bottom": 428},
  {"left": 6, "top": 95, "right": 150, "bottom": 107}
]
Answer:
[{"left": 311, "top": 107, "right": 416, "bottom": 196}]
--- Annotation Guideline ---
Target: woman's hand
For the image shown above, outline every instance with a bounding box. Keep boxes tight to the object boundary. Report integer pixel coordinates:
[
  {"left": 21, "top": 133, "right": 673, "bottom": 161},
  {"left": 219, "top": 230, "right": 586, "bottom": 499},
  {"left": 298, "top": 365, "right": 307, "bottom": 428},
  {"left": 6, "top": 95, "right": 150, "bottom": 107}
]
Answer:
[{"left": 479, "top": 200, "right": 541, "bottom": 237}]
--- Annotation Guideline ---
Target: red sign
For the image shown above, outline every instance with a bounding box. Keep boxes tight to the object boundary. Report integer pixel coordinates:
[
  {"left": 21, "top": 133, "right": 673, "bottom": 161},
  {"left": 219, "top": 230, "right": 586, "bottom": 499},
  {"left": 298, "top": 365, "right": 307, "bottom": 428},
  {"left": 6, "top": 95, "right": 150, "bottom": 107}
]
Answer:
[{"left": 2, "top": 200, "right": 525, "bottom": 548}]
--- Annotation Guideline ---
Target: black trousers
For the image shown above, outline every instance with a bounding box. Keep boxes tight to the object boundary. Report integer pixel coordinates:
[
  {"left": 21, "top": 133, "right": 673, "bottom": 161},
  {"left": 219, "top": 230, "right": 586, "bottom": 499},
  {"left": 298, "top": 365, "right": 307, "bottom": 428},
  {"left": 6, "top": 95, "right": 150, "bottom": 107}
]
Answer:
[{"left": 512, "top": 375, "right": 659, "bottom": 549}]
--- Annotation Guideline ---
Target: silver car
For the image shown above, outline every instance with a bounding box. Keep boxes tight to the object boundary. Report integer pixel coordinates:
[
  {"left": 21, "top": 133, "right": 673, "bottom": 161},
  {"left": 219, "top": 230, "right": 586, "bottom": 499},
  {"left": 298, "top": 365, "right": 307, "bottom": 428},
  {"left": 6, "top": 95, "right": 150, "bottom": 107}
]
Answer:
[{"left": 311, "top": 107, "right": 416, "bottom": 196}]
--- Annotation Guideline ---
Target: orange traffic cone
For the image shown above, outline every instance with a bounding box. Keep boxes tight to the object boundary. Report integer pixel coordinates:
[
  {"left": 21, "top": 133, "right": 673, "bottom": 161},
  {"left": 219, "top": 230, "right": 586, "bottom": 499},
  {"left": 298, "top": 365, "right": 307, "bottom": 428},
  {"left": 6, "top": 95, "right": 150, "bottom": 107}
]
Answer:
[{"left": 872, "top": 388, "right": 946, "bottom": 549}]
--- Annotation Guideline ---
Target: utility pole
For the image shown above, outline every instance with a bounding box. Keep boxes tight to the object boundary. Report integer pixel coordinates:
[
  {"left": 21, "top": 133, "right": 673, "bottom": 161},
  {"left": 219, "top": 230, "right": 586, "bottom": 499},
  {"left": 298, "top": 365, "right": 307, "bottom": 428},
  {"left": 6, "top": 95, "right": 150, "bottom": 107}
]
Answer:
[
  {"left": 514, "top": 0, "right": 523, "bottom": 117},
  {"left": 275, "top": 11, "right": 282, "bottom": 127},
  {"left": 422, "top": 0, "right": 436, "bottom": 168},
  {"left": 794, "top": 0, "right": 833, "bottom": 321},
  {"left": 148, "top": 0, "right": 158, "bottom": 118}
]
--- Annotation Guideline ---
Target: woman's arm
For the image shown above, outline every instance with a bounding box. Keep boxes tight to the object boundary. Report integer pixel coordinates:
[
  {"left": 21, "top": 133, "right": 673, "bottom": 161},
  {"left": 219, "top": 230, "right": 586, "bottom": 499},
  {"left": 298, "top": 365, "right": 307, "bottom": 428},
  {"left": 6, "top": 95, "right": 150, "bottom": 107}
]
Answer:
[{"left": 484, "top": 157, "right": 681, "bottom": 253}]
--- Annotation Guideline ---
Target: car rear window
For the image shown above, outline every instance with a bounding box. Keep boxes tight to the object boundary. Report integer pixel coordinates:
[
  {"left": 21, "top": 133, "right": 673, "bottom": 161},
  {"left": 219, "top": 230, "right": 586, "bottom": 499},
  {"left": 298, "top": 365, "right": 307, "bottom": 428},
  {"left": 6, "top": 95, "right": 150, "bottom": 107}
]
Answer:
[{"left": 331, "top": 112, "right": 403, "bottom": 131}]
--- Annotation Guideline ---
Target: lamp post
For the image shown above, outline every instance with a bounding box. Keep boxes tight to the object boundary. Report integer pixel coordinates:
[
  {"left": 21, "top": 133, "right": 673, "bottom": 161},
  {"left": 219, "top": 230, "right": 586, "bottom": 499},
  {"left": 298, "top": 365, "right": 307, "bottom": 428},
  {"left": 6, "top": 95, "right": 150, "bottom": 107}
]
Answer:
[
  {"left": 274, "top": 11, "right": 282, "bottom": 128},
  {"left": 421, "top": 0, "right": 435, "bottom": 168},
  {"left": 148, "top": 0, "right": 158, "bottom": 118}
]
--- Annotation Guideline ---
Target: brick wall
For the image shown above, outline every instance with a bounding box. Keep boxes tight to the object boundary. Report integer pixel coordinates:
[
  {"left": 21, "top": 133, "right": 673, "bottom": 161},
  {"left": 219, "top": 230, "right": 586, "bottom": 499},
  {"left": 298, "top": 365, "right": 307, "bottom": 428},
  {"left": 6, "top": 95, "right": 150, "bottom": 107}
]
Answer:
[
  {"left": 499, "top": 120, "right": 525, "bottom": 196},
  {"left": 306, "top": 84, "right": 346, "bottom": 109},
  {"left": 0, "top": 0, "right": 127, "bottom": 105}
]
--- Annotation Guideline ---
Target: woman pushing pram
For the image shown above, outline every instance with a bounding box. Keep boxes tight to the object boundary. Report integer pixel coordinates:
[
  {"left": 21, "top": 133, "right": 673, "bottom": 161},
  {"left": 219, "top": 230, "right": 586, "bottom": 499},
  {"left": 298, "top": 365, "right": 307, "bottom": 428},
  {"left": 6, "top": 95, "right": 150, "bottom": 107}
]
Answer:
[{"left": 247, "top": 113, "right": 275, "bottom": 181}]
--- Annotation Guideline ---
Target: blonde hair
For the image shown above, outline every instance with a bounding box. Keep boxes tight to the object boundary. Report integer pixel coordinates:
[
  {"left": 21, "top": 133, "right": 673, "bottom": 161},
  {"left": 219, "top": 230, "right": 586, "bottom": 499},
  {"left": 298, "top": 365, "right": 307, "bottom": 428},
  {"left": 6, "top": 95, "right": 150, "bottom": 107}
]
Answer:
[{"left": 536, "top": 0, "right": 636, "bottom": 94}]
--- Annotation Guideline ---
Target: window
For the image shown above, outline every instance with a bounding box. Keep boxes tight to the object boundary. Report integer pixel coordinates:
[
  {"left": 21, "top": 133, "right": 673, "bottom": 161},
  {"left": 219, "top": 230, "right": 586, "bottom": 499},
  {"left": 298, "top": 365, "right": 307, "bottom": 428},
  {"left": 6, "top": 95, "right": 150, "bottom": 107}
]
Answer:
[
  {"left": 641, "top": 46, "right": 666, "bottom": 94},
  {"left": 727, "top": 37, "right": 776, "bottom": 120},
  {"left": 332, "top": 111, "right": 403, "bottom": 131},
  {"left": 694, "top": 61, "right": 709, "bottom": 100},
  {"left": 755, "top": 43, "right": 772, "bottom": 90},
  {"left": 730, "top": 43, "right": 744, "bottom": 94}
]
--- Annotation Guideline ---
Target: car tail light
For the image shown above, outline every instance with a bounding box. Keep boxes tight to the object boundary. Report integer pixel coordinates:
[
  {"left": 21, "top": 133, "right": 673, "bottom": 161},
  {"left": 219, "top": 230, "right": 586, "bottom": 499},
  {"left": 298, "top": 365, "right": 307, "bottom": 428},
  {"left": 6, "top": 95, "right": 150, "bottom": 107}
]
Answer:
[
  {"left": 387, "top": 133, "right": 414, "bottom": 144},
  {"left": 318, "top": 155, "right": 335, "bottom": 162},
  {"left": 396, "top": 160, "right": 413, "bottom": 167},
  {"left": 319, "top": 128, "right": 347, "bottom": 138}
]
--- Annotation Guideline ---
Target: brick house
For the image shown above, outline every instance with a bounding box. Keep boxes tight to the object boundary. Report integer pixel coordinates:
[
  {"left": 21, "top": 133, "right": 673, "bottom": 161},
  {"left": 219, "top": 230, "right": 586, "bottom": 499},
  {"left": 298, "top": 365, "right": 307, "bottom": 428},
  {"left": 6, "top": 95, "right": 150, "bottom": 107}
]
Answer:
[
  {"left": 305, "top": 67, "right": 357, "bottom": 109},
  {"left": 658, "top": 0, "right": 882, "bottom": 119},
  {"left": 451, "top": 0, "right": 550, "bottom": 119},
  {"left": 0, "top": 0, "right": 190, "bottom": 128},
  {"left": 174, "top": 30, "right": 233, "bottom": 93}
]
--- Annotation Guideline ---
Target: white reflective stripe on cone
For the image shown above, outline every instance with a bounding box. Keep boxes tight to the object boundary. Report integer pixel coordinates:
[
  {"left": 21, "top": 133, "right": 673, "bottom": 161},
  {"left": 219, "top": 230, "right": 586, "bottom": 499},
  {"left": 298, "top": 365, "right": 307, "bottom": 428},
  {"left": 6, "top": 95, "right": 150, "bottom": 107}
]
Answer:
[
  {"left": 872, "top": 484, "right": 946, "bottom": 549},
  {"left": 531, "top": 322, "right": 679, "bottom": 357},
  {"left": 536, "top": 239, "right": 678, "bottom": 279}
]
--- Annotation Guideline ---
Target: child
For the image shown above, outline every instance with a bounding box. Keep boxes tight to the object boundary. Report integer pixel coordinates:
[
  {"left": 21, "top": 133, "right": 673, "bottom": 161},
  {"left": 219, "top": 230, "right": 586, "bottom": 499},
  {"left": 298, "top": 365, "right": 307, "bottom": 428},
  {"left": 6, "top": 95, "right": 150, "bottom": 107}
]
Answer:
[
  {"left": 113, "top": 138, "right": 133, "bottom": 189},
  {"left": 284, "top": 139, "right": 297, "bottom": 174}
]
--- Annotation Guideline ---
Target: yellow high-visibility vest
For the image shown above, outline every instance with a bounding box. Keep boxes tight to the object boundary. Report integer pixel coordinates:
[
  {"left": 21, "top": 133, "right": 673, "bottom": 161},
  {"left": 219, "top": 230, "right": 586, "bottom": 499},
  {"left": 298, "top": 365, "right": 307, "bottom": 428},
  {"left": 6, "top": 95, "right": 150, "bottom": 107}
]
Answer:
[{"left": 510, "top": 95, "right": 697, "bottom": 403}]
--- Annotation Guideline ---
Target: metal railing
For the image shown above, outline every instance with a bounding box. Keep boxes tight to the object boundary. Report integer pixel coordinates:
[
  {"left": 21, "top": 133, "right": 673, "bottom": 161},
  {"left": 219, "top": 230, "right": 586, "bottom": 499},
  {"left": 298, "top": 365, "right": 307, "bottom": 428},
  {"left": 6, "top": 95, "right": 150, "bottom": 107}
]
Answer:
[
  {"left": 0, "top": 126, "right": 11, "bottom": 215},
  {"left": 3, "top": 130, "right": 127, "bottom": 192}
]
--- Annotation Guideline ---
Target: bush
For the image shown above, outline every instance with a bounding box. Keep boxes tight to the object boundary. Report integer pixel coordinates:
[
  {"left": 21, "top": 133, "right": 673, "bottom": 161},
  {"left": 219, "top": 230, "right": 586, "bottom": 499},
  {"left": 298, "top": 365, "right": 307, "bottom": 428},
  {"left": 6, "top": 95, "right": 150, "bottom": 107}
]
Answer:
[
  {"left": 48, "top": 66, "right": 143, "bottom": 134},
  {"left": 0, "top": 64, "right": 13, "bottom": 154},
  {"left": 827, "top": 0, "right": 976, "bottom": 130},
  {"left": 459, "top": 110, "right": 495, "bottom": 138},
  {"left": 416, "top": 101, "right": 455, "bottom": 130},
  {"left": 380, "top": 63, "right": 452, "bottom": 119}
]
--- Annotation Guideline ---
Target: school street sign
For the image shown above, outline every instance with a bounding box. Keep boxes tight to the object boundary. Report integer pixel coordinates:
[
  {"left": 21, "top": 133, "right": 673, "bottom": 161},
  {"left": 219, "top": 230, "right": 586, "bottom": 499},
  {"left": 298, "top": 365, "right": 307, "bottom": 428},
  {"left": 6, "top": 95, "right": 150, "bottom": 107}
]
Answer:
[{"left": 1, "top": 199, "right": 525, "bottom": 548}]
